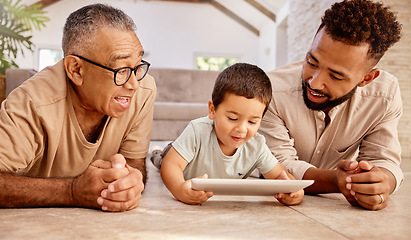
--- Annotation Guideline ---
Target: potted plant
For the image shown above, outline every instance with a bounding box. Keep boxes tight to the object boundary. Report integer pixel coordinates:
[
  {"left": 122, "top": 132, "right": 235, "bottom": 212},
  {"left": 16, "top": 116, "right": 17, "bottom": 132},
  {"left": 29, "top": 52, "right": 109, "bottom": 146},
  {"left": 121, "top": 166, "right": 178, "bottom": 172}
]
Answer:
[{"left": 0, "top": 0, "right": 49, "bottom": 102}]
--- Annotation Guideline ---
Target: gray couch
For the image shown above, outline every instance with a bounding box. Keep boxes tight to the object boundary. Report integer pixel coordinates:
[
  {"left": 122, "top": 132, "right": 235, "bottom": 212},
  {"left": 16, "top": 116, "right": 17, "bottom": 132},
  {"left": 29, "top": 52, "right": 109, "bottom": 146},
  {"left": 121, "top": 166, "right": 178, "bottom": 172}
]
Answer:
[
  {"left": 149, "top": 68, "right": 220, "bottom": 141},
  {"left": 3, "top": 67, "right": 220, "bottom": 141},
  {"left": 5, "top": 68, "right": 37, "bottom": 96}
]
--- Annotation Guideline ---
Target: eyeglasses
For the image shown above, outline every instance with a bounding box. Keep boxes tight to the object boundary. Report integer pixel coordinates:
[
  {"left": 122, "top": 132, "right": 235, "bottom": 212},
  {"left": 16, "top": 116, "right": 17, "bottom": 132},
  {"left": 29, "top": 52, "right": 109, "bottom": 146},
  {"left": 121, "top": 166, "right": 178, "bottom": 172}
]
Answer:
[{"left": 73, "top": 54, "right": 150, "bottom": 86}]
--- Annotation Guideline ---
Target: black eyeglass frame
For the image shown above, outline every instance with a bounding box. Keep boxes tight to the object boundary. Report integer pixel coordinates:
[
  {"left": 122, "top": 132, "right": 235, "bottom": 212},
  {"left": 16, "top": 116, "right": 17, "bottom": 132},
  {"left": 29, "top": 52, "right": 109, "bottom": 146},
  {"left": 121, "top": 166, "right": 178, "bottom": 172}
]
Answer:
[{"left": 73, "top": 54, "right": 150, "bottom": 86}]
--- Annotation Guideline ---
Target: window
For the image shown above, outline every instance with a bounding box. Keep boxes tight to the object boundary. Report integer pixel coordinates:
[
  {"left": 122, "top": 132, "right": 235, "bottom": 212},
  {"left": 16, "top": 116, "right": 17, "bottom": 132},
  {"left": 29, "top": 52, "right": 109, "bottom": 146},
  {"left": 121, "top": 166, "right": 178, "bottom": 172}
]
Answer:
[
  {"left": 38, "top": 48, "right": 63, "bottom": 71},
  {"left": 196, "top": 56, "right": 239, "bottom": 71}
]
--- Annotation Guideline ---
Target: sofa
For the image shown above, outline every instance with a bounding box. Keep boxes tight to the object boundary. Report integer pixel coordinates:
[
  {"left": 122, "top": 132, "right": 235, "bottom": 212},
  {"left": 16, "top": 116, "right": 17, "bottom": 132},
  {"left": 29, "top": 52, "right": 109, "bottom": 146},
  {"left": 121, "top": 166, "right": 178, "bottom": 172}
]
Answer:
[
  {"left": 5, "top": 68, "right": 37, "bottom": 96},
  {"left": 149, "top": 68, "right": 220, "bottom": 141},
  {"left": 3, "top": 67, "right": 220, "bottom": 141},
  {"left": 1, "top": 68, "right": 37, "bottom": 104}
]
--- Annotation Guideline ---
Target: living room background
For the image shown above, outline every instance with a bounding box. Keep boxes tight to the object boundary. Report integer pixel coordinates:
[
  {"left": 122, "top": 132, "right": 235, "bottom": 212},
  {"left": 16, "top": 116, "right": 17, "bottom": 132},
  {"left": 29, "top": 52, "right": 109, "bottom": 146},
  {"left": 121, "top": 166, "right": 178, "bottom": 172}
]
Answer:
[{"left": 11, "top": 0, "right": 411, "bottom": 159}]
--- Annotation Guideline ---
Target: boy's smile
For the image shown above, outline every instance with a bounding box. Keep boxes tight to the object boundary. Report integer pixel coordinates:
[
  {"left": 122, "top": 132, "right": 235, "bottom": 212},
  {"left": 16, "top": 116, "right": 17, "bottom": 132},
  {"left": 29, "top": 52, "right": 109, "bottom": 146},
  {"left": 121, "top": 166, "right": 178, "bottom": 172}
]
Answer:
[
  {"left": 208, "top": 93, "right": 266, "bottom": 156},
  {"left": 231, "top": 136, "right": 243, "bottom": 142}
]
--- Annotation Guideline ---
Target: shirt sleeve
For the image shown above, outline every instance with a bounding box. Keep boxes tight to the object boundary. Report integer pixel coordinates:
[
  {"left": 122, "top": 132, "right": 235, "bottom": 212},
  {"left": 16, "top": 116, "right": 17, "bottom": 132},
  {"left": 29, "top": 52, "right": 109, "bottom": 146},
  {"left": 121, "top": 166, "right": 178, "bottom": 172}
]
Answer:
[
  {"left": 172, "top": 121, "right": 198, "bottom": 163},
  {"left": 0, "top": 89, "right": 44, "bottom": 172},
  {"left": 255, "top": 140, "right": 279, "bottom": 175},
  {"left": 357, "top": 81, "right": 403, "bottom": 191}
]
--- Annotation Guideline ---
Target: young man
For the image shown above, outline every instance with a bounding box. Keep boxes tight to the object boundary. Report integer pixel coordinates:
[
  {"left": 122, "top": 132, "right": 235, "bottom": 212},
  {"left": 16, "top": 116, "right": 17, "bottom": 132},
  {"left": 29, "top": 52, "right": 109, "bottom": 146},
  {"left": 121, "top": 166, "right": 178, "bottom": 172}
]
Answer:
[
  {"left": 159, "top": 63, "right": 304, "bottom": 205},
  {"left": 0, "top": 4, "right": 156, "bottom": 212},
  {"left": 259, "top": 0, "right": 403, "bottom": 210}
]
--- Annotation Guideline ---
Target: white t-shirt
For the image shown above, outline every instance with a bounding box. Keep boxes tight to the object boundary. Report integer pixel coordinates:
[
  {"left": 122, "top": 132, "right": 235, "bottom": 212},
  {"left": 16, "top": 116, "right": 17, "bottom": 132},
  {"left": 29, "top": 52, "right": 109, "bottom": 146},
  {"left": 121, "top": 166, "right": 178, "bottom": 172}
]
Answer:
[{"left": 172, "top": 117, "right": 278, "bottom": 180}]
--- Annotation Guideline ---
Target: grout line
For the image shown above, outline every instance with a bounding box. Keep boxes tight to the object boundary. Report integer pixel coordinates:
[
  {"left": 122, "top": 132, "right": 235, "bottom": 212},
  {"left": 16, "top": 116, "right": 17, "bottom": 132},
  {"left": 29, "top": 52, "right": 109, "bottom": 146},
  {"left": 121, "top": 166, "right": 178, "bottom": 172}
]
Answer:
[{"left": 288, "top": 206, "right": 353, "bottom": 240}]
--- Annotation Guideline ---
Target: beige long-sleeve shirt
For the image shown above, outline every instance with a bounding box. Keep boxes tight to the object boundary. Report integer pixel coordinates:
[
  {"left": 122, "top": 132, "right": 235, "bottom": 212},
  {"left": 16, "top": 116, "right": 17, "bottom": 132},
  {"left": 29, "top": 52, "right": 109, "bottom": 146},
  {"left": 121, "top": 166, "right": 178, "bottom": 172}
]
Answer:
[{"left": 259, "top": 61, "right": 403, "bottom": 191}]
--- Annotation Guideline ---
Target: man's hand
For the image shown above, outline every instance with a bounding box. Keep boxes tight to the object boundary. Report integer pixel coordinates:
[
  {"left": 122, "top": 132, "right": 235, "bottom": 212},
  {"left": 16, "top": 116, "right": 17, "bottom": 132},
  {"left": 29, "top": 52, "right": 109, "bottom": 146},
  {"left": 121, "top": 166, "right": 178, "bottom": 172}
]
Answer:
[
  {"left": 71, "top": 154, "right": 144, "bottom": 212},
  {"left": 336, "top": 160, "right": 361, "bottom": 207},
  {"left": 337, "top": 160, "right": 392, "bottom": 210},
  {"left": 71, "top": 157, "right": 129, "bottom": 210},
  {"left": 97, "top": 154, "right": 145, "bottom": 212}
]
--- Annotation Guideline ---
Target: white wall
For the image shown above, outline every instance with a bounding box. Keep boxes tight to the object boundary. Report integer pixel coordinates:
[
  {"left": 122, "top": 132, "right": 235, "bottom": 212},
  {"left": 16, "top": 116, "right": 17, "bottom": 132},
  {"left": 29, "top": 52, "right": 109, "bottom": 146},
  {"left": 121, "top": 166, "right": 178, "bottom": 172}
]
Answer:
[
  {"left": 256, "top": 1, "right": 290, "bottom": 72},
  {"left": 15, "top": 0, "right": 262, "bottom": 71},
  {"left": 257, "top": 20, "right": 277, "bottom": 72}
]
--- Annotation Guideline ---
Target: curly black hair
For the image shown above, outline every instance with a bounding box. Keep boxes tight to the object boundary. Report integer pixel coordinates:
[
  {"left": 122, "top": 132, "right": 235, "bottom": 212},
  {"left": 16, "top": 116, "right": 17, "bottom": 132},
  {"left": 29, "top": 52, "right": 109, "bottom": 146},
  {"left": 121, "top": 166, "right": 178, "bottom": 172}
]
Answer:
[{"left": 319, "top": 0, "right": 402, "bottom": 63}]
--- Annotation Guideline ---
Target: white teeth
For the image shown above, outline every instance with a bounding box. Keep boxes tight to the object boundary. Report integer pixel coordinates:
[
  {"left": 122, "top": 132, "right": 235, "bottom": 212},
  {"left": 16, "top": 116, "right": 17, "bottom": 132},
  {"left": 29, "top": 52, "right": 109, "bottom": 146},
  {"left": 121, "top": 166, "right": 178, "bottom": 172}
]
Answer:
[
  {"left": 115, "top": 97, "right": 129, "bottom": 101},
  {"left": 310, "top": 90, "right": 324, "bottom": 97},
  {"left": 115, "top": 97, "right": 129, "bottom": 104}
]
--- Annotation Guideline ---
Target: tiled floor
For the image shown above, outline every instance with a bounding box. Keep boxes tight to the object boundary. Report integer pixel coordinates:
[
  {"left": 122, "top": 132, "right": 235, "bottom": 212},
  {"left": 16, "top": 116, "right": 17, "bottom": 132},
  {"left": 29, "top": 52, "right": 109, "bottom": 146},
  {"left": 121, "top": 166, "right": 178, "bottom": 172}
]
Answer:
[{"left": 0, "top": 143, "right": 410, "bottom": 239}]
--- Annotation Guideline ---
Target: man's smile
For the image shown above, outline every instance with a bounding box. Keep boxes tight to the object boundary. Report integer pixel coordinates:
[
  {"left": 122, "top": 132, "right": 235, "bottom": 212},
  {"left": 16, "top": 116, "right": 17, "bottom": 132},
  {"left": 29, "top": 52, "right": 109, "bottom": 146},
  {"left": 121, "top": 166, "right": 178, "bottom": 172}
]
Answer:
[{"left": 114, "top": 96, "right": 131, "bottom": 109}]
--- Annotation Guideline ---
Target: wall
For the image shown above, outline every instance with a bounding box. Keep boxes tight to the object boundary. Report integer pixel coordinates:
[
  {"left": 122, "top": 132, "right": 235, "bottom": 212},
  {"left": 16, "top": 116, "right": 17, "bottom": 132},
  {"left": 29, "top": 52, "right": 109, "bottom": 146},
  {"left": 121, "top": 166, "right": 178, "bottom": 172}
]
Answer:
[
  {"left": 375, "top": 0, "right": 411, "bottom": 160},
  {"left": 286, "top": 0, "right": 411, "bottom": 159},
  {"left": 14, "top": 0, "right": 259, "bottom": 70},
  {"left": 287, "top": 0, "right": 336, "bottom": 62},
  {"left": 258, "top": 20, "right": 277, "bottom": 71},
  {"left": 257, "top": 1, "right": 290, "bottom": 71}
]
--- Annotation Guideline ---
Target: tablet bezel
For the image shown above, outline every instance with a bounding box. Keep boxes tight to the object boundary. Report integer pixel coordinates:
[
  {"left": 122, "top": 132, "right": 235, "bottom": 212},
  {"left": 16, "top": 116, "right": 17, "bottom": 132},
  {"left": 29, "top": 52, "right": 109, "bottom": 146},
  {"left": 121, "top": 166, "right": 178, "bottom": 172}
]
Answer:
[{"left": 191, "top": 178, "right": 314, "bottom": 196}]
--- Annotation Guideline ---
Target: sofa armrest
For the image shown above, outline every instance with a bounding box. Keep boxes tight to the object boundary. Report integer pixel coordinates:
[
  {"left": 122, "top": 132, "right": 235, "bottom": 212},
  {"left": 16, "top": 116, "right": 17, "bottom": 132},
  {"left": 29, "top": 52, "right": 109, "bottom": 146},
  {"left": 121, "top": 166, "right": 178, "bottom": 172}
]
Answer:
[{"left": 5, "top": 68, "right": 37, "bottom": 96}]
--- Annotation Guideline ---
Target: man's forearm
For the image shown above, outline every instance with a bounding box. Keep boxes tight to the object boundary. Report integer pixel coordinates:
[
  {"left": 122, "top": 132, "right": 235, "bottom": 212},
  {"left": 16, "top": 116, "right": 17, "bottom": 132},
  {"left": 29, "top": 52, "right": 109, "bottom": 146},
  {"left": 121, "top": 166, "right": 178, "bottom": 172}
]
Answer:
[
  {"left": 0, "top": 172, "right": 73, "bottom": 207},
  {"left": 302, "top": 167, "right": 340, "bottom": 194}
]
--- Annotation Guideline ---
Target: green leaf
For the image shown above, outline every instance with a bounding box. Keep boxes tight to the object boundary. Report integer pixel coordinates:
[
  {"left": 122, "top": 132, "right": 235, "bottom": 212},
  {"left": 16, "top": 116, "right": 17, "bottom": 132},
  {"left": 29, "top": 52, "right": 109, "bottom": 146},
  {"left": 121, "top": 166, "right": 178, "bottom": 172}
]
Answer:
[{"left": 0, "top": 0, "right": 49, "bottom": 74}]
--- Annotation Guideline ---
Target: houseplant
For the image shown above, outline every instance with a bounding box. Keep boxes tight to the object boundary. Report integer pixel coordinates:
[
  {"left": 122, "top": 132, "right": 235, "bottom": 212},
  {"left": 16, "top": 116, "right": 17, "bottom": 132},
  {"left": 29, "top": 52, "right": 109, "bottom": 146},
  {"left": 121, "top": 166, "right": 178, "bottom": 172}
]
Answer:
[
  {"left": 0, "top": 0, "right": 49, "bottom": 74},
  {"left": 0, "top": 0, "right": 49, "bottom": 102}
]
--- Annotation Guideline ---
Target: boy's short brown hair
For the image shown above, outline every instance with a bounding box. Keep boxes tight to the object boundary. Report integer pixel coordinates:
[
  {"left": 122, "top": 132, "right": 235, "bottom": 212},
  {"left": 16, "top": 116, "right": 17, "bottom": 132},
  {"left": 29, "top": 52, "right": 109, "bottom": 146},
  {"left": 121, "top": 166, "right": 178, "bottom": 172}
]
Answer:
[{"left": 211, "top": 63, "right": 272, "bottom": 116}]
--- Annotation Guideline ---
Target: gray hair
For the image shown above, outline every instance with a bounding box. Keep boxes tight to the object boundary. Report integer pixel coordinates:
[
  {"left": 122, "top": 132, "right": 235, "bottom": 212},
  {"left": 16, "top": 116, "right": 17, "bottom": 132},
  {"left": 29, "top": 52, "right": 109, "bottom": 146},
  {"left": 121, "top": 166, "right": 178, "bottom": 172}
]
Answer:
[{"left": 62, "top": 4, "right": 136, "bottom": 56}]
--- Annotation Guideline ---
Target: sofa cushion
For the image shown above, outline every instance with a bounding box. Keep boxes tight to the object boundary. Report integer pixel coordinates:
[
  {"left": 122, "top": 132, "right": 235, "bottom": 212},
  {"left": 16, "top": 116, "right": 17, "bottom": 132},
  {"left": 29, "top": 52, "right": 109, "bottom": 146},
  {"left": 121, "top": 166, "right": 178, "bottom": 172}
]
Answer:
[
  {"left": 151, "top": 120, "right": 195, "bottom": 141},
  {"left": 154, "top": 102, "right": 208, "bottom": 120},
  {"left": 148, "top": 68, "right": 220, "bottom": 141},
  {"left": 149, "top": 68, "right": 219, "bottom": 103}
]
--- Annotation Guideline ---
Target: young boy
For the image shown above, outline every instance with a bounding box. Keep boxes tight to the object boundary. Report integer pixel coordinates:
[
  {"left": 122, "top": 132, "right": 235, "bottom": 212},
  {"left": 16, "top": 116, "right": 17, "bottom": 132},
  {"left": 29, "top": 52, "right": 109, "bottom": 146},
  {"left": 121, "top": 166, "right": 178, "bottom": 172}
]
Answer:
[{"left": 156, "top": 63, "right": 304, "bottom": 205}]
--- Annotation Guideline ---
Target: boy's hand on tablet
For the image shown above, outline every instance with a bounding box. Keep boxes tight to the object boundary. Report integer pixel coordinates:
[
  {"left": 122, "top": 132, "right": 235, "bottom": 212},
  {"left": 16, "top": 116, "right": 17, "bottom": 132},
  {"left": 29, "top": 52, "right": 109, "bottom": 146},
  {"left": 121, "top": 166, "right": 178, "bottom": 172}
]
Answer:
[
  {"left": 274, "top": 171, "right": 304, "bottom": 206},
  {"left": 177, "top": 174, "right": 213, "bottom": 205}
]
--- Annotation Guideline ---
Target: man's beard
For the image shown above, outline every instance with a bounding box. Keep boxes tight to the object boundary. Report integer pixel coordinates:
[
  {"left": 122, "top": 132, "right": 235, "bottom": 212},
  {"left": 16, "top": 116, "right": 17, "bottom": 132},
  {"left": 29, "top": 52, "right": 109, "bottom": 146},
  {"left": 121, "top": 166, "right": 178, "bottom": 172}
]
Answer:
[{"left": 302, "top": 80, "right": 357, "bottom": 111}]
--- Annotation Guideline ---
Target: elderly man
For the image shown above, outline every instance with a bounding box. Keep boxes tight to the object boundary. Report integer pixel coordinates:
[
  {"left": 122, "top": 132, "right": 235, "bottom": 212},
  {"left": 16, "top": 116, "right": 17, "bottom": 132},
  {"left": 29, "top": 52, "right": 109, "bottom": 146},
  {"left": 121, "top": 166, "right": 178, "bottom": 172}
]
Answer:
[
  {"left": 0, "top": 4, "right": 156, "bottom": 212},
  {"left": 259, "top": 0, "right": 403, "bottom": 210}
]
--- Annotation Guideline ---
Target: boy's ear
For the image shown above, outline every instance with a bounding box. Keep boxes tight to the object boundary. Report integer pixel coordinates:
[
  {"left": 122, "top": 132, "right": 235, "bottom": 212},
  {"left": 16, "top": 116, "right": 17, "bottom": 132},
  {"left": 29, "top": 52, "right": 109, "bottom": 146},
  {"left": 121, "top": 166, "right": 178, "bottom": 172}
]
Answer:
[
  {"left": 64, "top": 55, "right": 84, "bottom": 86},
  {"left": 358, "top": 68, "right": 380, "bottom": 87},
  {"left": 208, "top": 99, "right": 216, "bottom": 120}
]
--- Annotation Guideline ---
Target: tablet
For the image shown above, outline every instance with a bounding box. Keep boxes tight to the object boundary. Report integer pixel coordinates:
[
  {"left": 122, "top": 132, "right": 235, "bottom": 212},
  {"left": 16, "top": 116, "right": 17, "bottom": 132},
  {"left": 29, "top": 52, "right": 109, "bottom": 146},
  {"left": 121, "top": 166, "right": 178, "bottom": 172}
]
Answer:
[{"left": 191, "top": 178, "right": 314, "bottom": 196}]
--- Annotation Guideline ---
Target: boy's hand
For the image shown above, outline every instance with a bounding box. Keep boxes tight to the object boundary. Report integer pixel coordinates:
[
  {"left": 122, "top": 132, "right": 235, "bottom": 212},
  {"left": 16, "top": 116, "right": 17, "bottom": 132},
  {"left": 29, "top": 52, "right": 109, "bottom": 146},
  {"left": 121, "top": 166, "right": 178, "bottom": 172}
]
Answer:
[
  {"left": 176, "top": 174, "right": 214, "bottom": 205},
  {"left": 274, "top": 171, "right": 304, "bottom": 206}
]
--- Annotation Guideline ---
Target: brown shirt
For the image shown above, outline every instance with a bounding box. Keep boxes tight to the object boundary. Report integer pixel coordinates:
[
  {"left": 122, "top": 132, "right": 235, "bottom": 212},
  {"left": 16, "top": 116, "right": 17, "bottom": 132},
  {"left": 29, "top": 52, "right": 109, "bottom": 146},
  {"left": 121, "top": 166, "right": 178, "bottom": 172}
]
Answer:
[
  {"left": 0, "top": 60, "right": 156, "bottom": 177},
  {"left": 259, "top": 61, "right": 403, "bottom": 191}
]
